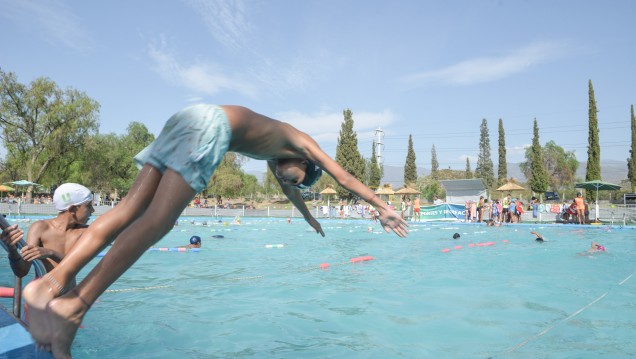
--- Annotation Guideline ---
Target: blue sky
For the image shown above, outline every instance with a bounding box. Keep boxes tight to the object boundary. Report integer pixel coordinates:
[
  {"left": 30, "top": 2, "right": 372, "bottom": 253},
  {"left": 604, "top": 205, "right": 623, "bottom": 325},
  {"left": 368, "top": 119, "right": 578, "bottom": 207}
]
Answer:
[{"left": 1, "top": 0, "right": 634, "bottom": 176}]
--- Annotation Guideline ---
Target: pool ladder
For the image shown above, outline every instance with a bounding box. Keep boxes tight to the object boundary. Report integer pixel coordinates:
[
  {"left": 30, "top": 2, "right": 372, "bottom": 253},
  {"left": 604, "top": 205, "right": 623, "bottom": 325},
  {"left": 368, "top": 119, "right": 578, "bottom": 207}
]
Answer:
[{"left": 1, "top": 238, "right": 47, "bottom": 324}]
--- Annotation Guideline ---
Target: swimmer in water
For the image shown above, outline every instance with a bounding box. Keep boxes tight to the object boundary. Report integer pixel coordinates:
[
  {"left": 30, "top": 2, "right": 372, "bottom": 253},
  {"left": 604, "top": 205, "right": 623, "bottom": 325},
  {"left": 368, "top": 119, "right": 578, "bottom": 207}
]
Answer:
[
  {"left": 530, "top": 231, "right": 544, "bottom": 242},
  {"left": 186, "top": 235, "right": 201, "bottom": 249},
  {"left": 587, "top": 241, "right": 605, "bottom": 253},
  {"left": 452, "top": 233, "right": 460, "bottom": 239}
]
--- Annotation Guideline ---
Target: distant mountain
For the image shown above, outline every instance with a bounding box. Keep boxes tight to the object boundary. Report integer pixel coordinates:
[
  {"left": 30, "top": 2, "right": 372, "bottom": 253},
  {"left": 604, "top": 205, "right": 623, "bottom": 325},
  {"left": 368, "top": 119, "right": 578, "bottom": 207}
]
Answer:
[
  {"left": 247, "top": 160, "right": 628, "bottom": 187},
  {"left": 380, "top": 160, "right": 628, "bottom": 188}
]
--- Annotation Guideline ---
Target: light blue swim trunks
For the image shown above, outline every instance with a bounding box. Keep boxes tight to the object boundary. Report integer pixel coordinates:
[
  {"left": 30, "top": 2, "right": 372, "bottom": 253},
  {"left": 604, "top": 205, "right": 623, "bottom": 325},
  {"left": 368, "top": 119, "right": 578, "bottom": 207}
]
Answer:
[{"left": 134, "top": 104, "right": 232, "bottom": 192}]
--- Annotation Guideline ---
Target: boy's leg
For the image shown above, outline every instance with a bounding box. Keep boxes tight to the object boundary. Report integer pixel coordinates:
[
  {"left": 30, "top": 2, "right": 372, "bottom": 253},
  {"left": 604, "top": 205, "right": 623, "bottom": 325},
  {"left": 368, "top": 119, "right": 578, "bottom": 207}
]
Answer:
[
  {"left": 34, "top": 169, "right": 196, "bottom": 358},
  {"left": 22, "top": 165, "right": 162, "bottom": 351},
  {"left": 36, "top": 165, "right": 162, "bottom": 291}
]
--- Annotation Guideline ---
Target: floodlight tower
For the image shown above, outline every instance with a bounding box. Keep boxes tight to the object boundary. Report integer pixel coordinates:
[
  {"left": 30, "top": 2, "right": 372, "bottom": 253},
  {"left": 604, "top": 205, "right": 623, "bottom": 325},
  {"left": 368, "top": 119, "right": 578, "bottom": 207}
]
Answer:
[{"left": 374, "top": 127, "right": 385, "bottom": 167}]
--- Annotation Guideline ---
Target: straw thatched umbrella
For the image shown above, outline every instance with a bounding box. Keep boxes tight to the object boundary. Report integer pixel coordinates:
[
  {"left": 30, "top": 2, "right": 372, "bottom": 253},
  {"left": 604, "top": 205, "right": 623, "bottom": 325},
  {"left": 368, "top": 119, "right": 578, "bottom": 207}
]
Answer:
[
  {"left": 496, "top": 181, "right": 526, "bottom": 192},
  {"left": 320, "top": 186, "right": 337, "bottom": 215},
  {"left": 395, "top": 186, "right": 420, "bottom": 195},
  {"left": 376, "top": 184, "right": 395, "bottom": 202}
]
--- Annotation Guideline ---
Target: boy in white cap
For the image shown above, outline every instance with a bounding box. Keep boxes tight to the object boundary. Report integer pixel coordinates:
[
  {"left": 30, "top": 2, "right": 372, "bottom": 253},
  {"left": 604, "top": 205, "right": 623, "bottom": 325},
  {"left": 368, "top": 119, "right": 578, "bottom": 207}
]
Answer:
[
  {"left": 23, "top": 104, "right": 408, "bottom": 357},
  {"left": 1, "top": 183, "right": 94, "bottom": 279}
]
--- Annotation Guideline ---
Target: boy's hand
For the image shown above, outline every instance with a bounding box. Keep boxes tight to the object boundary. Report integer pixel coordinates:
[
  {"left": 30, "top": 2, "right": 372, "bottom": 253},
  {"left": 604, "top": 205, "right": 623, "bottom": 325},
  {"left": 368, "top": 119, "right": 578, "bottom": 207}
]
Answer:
[
  {"left": 379, "top": 210, "right": 409, "bottom": 237},
  {"left": 306, "top": 217, "right": 325, "bottom": 237},
  {"left": 1, "top": 224, "right": 24, "bottom": 248}
]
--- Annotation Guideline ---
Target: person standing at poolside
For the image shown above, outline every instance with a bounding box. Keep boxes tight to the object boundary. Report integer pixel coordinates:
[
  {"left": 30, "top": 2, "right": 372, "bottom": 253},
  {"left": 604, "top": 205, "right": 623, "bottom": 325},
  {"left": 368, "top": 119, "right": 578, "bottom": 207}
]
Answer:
[
  {"left": 413, "top": 196, "right": 421, "bottom": 222},
  {"left": 470, "top": 200, "right": 477, "bottom": 223},
  {"left": 502, "top": 194, "right": 511, "bottom": 223},
  {"left": 574, "top": 192, "right": 585, "bottom": 224},
  {"left": 23, "top": 104, "right": 409, "bottom": 358},
  {"left": 477, "top": 196, "right": 485, "bottom": 222},
  {"left": 1, "top": 183, "right": 94, "bottom": 279}
]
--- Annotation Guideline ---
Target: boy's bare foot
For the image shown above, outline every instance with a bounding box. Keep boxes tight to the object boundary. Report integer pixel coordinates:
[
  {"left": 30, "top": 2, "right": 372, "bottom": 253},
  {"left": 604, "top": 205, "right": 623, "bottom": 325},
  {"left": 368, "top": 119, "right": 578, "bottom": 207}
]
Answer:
[
  {"left": 23, "top": 275, "right": 60, "bottom": 347},
  {"left": 47, "top": 289, "right": 91, "bottom": 359}
]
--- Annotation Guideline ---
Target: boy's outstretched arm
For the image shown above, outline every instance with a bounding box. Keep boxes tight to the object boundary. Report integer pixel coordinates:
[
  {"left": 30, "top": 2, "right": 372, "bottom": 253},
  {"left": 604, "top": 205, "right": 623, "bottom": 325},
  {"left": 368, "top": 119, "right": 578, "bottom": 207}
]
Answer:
[
  {"left": 301, "top": 138, "right": 409, "bottom": 238},
  {"left": 267, "top": 161, "right": 325, "bottom": 236}
]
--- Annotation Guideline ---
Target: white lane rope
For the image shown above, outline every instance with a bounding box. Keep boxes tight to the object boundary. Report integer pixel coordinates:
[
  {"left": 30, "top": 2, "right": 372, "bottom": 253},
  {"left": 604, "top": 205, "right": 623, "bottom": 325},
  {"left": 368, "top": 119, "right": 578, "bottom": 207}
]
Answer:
[{"left": 505, "top": 269, "right": 636, "bottom": 355}]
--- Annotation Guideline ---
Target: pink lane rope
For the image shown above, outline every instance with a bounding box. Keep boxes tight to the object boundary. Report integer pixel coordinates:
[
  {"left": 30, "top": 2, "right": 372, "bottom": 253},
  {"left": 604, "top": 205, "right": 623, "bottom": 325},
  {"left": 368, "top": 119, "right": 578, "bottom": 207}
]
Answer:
[
  {"left": 226, "top": 255, "right": 375, "bottom": 281},
  {"left": 441, "top": 240, "right": 509, "bottom": 253}
]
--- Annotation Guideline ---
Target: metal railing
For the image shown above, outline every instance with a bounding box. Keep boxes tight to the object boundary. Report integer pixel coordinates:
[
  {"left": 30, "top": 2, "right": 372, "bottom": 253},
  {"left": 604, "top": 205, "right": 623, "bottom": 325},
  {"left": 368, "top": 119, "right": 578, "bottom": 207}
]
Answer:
[{"left": 1, "top": 238, "right": 47, "bottom": 321}]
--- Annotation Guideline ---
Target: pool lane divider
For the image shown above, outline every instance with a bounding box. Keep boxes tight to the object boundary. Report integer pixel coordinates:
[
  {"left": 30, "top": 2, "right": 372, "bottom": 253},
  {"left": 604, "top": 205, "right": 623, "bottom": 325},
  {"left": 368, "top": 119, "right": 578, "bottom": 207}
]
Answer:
[
  {"left": 441, "top": 240, "right": 509, "bottom": 253},
  {"left": 98, "top": 248, "right": 201, "bottom": 256},
  {"left": 265, "top": 244, "right": 285, "bottom": 248},
  {"left": 226, "top": 255, "right": 375, "bottom": 281},
  {"left": 504, "top": 268, "right": 636, "bottom": 356},
  {"left": 320, "top": 255, "right": 374, "bottom": 268}
]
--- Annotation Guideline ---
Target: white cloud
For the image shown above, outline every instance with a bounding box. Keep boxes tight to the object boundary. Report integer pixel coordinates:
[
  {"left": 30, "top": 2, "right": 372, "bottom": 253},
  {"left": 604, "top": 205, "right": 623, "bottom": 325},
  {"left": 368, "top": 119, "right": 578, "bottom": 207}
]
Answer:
[
  {"left": 401, "top": 41, "right": 567, "bottom": 87},
  {"left": 183, "top": 0, "right": 251, "bottom": 51},
  {"left": 147, "top": 36, "right": 257, "bottom": 97},
  {"left": 182, "top": 0, "right": 330, "bottom": 96},
  {"left": 276, "top": 109, "right": 396, "bottom": 143},
  {"left": 0, "top": 0, "right": 91, "bottom": 52}
]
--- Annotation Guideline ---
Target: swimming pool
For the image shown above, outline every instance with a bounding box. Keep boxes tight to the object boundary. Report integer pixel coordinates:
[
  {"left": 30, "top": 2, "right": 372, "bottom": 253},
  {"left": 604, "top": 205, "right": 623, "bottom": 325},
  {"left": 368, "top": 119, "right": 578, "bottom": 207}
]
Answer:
[{"left": 3, "top": 218, "right": 636, "bottom": 358}]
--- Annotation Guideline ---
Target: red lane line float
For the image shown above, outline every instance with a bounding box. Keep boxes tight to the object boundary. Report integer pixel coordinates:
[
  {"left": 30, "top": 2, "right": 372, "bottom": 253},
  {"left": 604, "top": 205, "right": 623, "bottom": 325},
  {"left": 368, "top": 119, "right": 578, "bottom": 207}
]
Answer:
[
  {"left": 320, "top": 255, "right": 375, "bottom": 269},
  {"left": 350, "top": 255, "right": 374, "bottom": 263},
  {"left": 0, "top": 287, "right": 14, "bottom": 298},
  {"left": 444, "top": 241, "right": 500, "bottom": 253}
]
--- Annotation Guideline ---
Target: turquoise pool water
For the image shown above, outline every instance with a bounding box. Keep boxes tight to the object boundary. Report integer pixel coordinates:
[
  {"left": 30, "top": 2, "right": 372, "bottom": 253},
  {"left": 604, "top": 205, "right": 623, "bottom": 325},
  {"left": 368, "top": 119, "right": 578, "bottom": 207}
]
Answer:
[{"left": 3, "top": 218, "right": 636, "bottom": 358}]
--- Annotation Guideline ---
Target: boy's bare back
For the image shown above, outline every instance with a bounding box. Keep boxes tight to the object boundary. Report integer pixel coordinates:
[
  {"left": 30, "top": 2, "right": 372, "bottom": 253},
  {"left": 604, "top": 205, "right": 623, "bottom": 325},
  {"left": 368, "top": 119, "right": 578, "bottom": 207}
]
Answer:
[{"left": 223, "top": 105, "right": 314, "bottom": 161}]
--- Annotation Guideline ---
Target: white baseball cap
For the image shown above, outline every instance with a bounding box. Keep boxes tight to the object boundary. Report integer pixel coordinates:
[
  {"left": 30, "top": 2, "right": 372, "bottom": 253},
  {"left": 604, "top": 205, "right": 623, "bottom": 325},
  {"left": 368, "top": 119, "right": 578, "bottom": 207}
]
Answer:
[{"left": 53, "top": 183, "right": 92, "bottom": 212}]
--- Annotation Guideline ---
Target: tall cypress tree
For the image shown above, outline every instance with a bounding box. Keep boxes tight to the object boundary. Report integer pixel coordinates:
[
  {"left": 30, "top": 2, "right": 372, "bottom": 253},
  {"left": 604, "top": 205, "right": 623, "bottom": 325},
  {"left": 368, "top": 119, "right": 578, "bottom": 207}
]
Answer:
[
  {"left": 369, "top": 141, "right": 382, "bottom": 190},
  {"left": 465, "top": 158, "right": 473, "bottom": 179},
  {"left": 404, "top": 134, "right": 417, "bottom": 185},
  {"left": 529, "top": 119, "right": 549, "bottom": 194},
  {"left": 586, "top": 79, "right": 601, "bottom": 181},
  {"left": 628, "top": 104, "right": 636, "bottom": 192},
  {"left": 431, "top": 144, "right": 439, "bottom": 180},
  {"left": 335, "top": 109, "right": 365, "bottom": 200},
  {"left": 475, "top": 118, "right": 494, "bottom": 188},
  {"left": 497, "top": 118, "right": 507, "bottom": 185}
]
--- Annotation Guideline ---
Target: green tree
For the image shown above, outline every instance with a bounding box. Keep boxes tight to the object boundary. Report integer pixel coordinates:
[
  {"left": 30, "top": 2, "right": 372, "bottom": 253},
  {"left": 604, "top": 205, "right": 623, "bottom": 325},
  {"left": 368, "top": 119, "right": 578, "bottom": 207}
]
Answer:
[
  {"left": 334, "top": 109, "right": 365, "bottom": 200},
  {"left": 586, "top": 79, "right": 601, "bottom": 181},
  {"left": 77, "top": 122, "right": 154, "bottom": 194},
  {"left": 497, "top": 118, "right": 507, "bottom": 185},
  {"left": 527, "top": 119, "right": 549, "bottom": 194},
  {"left": 475, "top": 118, "right": 494, "bottom": 188},
  {"left": 627, "top": 104, "right": 636, "bottom": 192},
  {"left": 368, "top": 141, "right": 382, "bottom": 190},
  {"left": 520, "top": 140, "right": 578, "bottom": 192},
  {"left": 0, "top": 69, "right": 100, "bottom": 197},
  {"left": 465, "top": 157, "right": 473, "bottom": 179},
  {"left": 431, "top": 144, "right": 439, "bottom": 180},
  {"left": 208, "top": 152, "right": 247, "bottom": 198},
  {"left": 263, "top": 164, "right": 281, "bottom": 200},
  {"left": 404, "top": 134, "right": 417, "bottom": 185},
  {"left": 239, "top": 173, "right": 261, "bottom": 200}
]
